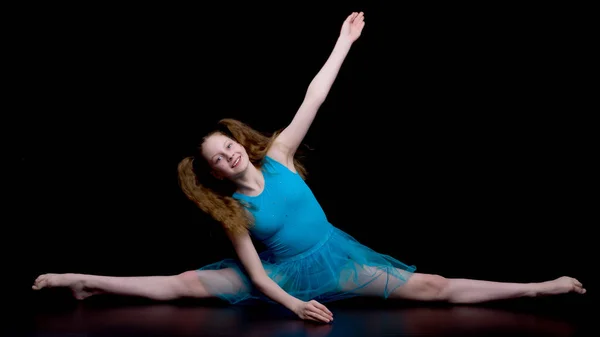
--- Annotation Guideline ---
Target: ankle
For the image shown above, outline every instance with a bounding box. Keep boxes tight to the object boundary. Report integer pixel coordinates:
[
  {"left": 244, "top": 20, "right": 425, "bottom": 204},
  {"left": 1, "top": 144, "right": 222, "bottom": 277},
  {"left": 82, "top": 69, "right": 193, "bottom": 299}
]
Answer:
[{"left": 64, "top": 273, "right": 91, "bottom": 288}]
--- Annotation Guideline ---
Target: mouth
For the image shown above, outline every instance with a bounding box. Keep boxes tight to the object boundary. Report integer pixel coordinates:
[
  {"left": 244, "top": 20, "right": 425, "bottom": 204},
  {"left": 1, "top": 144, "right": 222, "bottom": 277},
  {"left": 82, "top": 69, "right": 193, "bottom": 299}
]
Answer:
[{"left": 231, "top": 156, "right": 241, "bottom": 168}]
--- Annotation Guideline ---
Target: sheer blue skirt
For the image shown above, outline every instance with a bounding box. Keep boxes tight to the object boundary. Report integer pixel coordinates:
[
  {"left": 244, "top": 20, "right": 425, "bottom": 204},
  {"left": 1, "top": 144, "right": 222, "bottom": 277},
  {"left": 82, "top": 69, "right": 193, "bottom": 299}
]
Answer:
[{"left": 196, "top": 226, "right": 416, "bottom": 305}]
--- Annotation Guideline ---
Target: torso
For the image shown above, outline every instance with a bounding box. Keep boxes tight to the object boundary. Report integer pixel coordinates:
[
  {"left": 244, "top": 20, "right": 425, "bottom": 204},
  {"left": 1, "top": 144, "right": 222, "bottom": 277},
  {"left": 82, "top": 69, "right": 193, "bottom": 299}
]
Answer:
[{"left": 233, "top": 156, "right": 332, "bottom": 259}]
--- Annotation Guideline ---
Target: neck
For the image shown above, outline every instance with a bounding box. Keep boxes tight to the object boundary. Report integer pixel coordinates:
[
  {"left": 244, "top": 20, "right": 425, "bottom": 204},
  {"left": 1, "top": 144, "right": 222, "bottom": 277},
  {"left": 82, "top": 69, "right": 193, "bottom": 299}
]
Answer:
[{"left": 233, "top": 163, "right": 264, "bottom": 196}]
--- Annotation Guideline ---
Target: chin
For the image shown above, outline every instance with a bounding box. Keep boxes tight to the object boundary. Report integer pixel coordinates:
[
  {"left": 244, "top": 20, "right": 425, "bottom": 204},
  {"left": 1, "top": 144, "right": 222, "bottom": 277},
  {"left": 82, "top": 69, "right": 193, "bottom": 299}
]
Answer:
[{"left": 238, "top": 157, "right": 250, "bottom": 171}]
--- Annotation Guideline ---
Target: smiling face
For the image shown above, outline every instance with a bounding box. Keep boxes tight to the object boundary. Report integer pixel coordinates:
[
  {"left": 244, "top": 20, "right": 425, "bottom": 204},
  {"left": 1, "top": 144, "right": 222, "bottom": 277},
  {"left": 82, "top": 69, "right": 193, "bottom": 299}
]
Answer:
[{"left": 200, "top": 132, "right": 250, "bottom": 180}]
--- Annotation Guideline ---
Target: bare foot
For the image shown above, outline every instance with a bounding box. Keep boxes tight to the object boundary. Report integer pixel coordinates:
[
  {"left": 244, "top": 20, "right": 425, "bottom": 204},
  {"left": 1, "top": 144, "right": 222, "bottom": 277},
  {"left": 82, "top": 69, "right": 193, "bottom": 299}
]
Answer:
[
  {"left": 32, "top": 273, "right": 98, "bottom": 300},
  {"left": 537, "top": 276, "right": 586, "bottom": 296}
]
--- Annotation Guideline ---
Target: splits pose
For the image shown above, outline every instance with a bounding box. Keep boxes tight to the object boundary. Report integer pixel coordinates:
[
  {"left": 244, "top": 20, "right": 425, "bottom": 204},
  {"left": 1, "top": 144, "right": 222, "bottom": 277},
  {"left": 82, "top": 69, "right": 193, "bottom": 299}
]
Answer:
[{"left": 33, "top": 12, "right": 585, "bottom": 324}]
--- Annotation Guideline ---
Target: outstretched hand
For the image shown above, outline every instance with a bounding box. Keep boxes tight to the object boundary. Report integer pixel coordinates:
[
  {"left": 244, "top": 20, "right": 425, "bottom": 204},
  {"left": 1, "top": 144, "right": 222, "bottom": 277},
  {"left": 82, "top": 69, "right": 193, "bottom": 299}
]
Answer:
[
  {"left": 293, "top": 299, "right": 334, "bottom": 323},
  {"left": 339, "top": 12, "right": 365, "bottom": 43}
]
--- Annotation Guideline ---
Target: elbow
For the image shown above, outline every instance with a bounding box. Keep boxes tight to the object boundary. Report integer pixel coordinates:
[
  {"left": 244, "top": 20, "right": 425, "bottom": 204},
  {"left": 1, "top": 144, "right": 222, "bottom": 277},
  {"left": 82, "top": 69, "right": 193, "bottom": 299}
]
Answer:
[
  {"left": 304, "top": 90, "right": 326, "bottom": 105},
  {"left": 305, "top": 84, "right": 328, "bottom": 103}
]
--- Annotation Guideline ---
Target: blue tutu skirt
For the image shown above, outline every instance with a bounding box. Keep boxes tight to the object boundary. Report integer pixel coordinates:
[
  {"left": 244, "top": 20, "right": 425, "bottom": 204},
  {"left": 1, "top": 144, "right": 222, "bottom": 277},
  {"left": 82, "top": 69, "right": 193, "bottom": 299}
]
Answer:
[{"left": 196, "top": 226, "right": 416, "bottom": 305}]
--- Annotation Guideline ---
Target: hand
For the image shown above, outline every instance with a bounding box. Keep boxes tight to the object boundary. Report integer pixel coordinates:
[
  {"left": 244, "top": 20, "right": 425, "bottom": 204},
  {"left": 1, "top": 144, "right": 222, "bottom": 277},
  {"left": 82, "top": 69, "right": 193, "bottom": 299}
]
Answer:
[
  {"left": 293, "top": 299, "right": 334, "bottom": 323},
  {"left": 339, "top": 12, "right": 365, "bottom": 43}
]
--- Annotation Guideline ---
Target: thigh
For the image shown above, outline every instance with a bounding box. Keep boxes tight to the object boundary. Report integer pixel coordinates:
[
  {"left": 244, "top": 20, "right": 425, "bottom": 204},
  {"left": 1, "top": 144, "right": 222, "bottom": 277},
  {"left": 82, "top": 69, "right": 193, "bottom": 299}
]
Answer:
[
  {"left": 339, "top": 265, "right": 415, "bottom": 298},
  {"left": 339, "top": 265, "right": 445, "bottom": 301},
  {"left": 388, "top": 273, "right": 447, "bottom": 301},
  {"left": 194, "top": 268, "right": 252, "bottom": 298}
]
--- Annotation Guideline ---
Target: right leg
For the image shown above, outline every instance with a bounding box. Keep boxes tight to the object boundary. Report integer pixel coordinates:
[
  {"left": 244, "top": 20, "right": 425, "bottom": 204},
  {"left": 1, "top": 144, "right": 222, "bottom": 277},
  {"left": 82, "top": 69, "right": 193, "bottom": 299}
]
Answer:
[
  {"left": 341, "top": 266, "right": 585, "bottom": 303},
  {"left": 32, "top": 268, "right": 247, "bottom": 301},
  {"left": 388, "top": 273, "right": 585, "bottom": 303}
]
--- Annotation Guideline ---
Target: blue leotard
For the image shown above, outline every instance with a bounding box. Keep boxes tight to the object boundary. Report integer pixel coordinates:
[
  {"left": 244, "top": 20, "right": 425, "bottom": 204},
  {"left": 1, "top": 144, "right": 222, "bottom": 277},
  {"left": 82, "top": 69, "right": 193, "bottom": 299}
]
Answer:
[
  {"left": 197, "top": 156, "right": 416, "bottom": 304},
  {"left": 233, "top": 156, "right": 333, "bottom": 260}
]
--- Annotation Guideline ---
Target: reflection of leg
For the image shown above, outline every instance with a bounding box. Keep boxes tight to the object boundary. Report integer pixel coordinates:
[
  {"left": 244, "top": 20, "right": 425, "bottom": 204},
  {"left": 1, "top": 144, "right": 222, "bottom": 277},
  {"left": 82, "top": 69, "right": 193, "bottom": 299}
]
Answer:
[
  {"left": 32, "top": 269, "right": 248, "bottom": 301},
  {"left": 400, "top": 306, "right": 576, "bottom": 336},
  {"left": 390, "top": 273, "right": 586, "bottom": 303},
  {"left": 35, "top": 304, "right": 246, "bottom": 336}
]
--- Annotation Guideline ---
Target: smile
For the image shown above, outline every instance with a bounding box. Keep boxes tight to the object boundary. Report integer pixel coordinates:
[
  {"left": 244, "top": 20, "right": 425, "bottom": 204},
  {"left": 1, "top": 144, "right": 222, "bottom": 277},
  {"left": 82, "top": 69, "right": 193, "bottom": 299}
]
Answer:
[{"left": 232, "top": 157, "right": 241, "bottom": 168}]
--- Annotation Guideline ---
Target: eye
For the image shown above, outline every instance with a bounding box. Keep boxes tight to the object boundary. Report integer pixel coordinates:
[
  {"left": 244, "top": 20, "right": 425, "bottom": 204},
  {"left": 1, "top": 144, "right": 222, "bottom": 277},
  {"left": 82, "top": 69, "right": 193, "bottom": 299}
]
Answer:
[
  {"left": 227, "top": 143, "right": 232, "bottom": 148},
  {"left": 215, "top": 155, "right": 222, "bottom": 163}
]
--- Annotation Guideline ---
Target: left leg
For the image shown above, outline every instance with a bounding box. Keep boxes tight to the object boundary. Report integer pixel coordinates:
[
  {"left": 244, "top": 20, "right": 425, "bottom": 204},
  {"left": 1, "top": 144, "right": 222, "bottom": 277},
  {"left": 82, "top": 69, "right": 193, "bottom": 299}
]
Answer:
[
  {"left": 390, "top": 273, "right": 586, "bottom": 303},
  {"left": 31, "top": 270, "right": 232, "bottom": 301}
]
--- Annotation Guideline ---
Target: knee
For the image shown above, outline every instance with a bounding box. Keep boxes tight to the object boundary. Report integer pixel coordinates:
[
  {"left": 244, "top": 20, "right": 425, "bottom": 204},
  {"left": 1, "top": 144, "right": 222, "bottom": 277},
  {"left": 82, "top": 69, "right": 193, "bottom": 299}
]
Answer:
[
  {"left": 420, "top": 274, "right": 449, "bottom": 300},
  {"left": 174, "top": 270, "right": 208, "bottom": 297},
  {"left": 177, "top": 270, "right": 200, "bottom": 281}
]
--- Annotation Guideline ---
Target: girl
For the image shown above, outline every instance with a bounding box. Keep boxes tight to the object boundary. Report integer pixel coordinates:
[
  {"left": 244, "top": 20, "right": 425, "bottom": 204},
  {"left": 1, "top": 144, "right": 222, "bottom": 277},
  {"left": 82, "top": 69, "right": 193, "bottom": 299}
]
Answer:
[{"left": 32, "top": 12, "right": 585, "bottom": 324}]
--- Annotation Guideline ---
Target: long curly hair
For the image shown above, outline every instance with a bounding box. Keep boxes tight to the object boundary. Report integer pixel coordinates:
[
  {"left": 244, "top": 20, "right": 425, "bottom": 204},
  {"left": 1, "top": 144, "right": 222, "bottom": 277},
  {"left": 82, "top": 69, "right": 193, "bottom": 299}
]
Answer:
[{"left": 177, "top": 118, "right": 308, "bottom": 235}]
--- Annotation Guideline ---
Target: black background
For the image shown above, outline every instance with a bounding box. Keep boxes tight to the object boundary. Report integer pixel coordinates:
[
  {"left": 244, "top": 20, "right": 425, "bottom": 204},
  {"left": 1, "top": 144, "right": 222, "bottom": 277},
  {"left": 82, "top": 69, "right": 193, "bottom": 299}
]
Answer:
[{"left": 9, "top": 2, "right": 596, "bottom": 308}]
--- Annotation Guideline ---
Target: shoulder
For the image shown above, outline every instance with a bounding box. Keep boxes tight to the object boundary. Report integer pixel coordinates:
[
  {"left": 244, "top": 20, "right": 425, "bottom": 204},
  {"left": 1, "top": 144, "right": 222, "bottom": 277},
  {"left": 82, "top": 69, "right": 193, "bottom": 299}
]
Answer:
[
  {"left": 262, "top": 155, "right": 298, "bottom": 176},
  {"left": 266, "top": 143, "right": 298, "bottom": 174}
]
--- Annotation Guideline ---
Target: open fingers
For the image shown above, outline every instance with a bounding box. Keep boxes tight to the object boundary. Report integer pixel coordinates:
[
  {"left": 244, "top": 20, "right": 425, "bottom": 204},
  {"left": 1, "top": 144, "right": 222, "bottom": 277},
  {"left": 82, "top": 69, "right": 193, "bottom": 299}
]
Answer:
[
  {"left": 352, "top": 12, "right": 364, "bottom": 23},
  {"left": 312, "top": 300, "right": 333, "bottom": 317},
  {"left": 307, "top": 310, "right": 331, "bottom": 323},
  {"left": 346, "top": 12, "right": 359, "bottom": 22},
  {"left": 308, "top": 301, "right": 333, "bottom": 323}
]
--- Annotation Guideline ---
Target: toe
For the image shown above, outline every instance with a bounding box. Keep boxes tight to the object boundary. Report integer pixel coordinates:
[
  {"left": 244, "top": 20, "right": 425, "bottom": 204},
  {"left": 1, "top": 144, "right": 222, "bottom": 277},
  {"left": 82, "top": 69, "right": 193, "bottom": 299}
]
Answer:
[{"left": 33, "top": 275, "right": 47, "bottom": 290}]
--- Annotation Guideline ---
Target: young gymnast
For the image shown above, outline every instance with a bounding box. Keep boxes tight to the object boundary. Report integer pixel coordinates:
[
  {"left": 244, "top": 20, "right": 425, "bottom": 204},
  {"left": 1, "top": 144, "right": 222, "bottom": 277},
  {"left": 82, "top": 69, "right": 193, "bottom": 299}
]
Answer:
[{"left": 32, "top": 12, "right": 585, "bottom": 324}]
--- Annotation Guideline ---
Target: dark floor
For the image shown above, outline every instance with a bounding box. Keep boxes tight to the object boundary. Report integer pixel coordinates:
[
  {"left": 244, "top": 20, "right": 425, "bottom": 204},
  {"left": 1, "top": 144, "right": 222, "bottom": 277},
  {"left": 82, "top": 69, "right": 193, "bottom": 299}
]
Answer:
[{"left": 4, "top": 291, "right": 595, "bottom": 337}]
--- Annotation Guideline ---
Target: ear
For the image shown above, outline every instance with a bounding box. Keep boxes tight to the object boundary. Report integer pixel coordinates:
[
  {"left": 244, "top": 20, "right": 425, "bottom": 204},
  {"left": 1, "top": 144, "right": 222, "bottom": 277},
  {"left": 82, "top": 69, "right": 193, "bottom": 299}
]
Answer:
[{"left": 210, "top": 170, "right": 224, "bottom": 180}]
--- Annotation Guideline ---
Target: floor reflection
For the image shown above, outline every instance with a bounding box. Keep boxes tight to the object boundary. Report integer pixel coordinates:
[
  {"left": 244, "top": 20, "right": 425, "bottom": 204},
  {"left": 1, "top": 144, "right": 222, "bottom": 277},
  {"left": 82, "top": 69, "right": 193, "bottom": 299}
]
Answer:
[
  {"left": 349, "top": 305, "right": 576, "bottom": 337},
  {"left": 32, "top": 301, "right": 577, "bottom": 337}
]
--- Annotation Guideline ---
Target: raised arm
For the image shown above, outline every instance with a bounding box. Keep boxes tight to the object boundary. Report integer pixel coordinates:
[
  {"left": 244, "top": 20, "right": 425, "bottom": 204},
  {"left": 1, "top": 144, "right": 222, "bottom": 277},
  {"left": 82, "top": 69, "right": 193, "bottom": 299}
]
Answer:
[
  {"left": 227, "top": 231, "right": 334, "bottom": 323},
  {"left": 269, "top": 12, "right": 365, "bottom": 166}
]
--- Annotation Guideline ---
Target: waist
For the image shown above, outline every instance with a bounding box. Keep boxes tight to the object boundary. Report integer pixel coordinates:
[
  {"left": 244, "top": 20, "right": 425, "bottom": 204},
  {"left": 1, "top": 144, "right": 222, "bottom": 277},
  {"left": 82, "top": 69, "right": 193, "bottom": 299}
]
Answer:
[{"left": 271, "top": 225, "right": 334, "bottom": 263}]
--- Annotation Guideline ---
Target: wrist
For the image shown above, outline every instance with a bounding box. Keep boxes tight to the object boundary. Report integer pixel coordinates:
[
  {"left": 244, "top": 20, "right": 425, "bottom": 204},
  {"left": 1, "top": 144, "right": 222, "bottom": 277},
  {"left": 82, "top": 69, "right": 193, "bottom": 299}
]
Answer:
[
  {"left": 288, "top": 298, "right": 304, "bottom": 313},
  {"left": 336, "top": 36, "right": 354, "bottom": 48}
]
